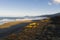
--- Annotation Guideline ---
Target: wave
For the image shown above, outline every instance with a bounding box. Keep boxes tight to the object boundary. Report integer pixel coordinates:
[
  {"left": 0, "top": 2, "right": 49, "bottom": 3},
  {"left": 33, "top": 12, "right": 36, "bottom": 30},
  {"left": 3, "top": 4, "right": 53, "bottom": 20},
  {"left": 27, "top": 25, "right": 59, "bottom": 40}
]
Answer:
[{"left": 0, "top": 17, "right": 48, "bottom": 25}]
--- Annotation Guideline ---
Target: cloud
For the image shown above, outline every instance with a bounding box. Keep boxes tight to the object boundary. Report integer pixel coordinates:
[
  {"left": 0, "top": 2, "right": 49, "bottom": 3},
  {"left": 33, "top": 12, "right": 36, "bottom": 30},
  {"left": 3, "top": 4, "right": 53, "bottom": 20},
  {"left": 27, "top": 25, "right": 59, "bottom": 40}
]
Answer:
[
  {"left": 51, "top": 0, "right": 60, "bottom": 5},
  {"left": 48, "top": 2, "right": 52, "bottom": 5},
  {"left": 48, "top": 0, "right": 60, "bottom": 5},
  {"left": 53, "top": 0, "right": 60, "bottom": 4}
]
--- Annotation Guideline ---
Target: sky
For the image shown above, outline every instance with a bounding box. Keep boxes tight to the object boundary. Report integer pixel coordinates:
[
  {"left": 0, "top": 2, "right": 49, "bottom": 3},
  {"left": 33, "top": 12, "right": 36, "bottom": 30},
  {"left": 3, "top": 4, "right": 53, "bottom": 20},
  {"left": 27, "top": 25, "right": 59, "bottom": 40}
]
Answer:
[{"left": 0, "top": 0, "right": 60, "bottom": 17}]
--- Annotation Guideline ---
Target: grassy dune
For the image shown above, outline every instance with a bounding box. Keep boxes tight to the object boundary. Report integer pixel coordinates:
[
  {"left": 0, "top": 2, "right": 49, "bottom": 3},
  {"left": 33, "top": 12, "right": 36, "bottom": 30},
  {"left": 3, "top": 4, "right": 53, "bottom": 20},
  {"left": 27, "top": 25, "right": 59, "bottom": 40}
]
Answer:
[{"left": 0, "top": 20, "right": 32, "bottom": 28}]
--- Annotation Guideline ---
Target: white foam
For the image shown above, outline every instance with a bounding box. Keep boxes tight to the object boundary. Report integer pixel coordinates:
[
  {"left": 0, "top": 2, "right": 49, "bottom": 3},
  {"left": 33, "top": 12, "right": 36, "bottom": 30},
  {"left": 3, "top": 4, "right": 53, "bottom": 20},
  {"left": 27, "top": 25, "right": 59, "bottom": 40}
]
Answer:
[
  {"left": 0, "top": 17, "right": 48, "bottom": 25},
  {"left": 0, "top": 19, "right": 16, "bottom": 25}
]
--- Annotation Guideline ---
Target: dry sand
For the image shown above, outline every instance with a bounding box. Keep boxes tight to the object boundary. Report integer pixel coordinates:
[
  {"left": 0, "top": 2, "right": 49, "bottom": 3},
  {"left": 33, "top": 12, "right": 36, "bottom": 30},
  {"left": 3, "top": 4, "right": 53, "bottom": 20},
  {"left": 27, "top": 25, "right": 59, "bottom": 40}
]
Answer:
[{"left": 0, "top": 20, "right": 32, "bottom": 29}]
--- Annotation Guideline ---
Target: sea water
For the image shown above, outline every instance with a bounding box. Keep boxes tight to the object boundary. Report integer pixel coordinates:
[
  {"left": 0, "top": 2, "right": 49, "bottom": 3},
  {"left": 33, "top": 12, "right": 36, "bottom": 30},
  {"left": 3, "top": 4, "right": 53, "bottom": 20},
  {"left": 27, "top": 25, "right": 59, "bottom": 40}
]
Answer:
[{"left": 0, "top": 17, "right": 48, "bottom": 25}]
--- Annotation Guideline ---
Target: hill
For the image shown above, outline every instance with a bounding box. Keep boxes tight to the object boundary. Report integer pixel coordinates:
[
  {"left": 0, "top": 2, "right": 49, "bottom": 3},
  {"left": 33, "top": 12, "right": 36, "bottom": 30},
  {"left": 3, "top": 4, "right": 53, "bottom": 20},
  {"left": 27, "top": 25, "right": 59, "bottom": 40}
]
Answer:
[{"left": 40, "top": 13, "right": 60, "bottom": 17}]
